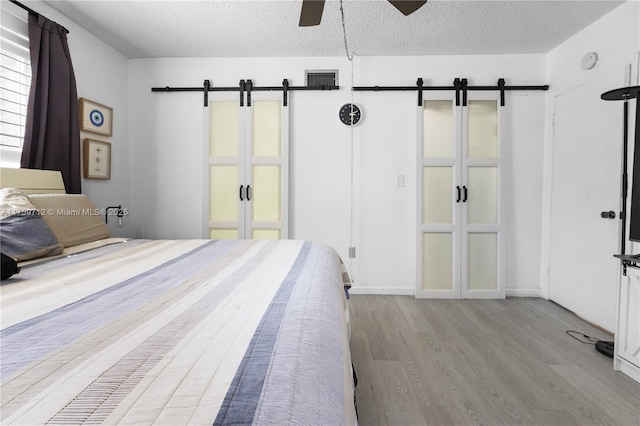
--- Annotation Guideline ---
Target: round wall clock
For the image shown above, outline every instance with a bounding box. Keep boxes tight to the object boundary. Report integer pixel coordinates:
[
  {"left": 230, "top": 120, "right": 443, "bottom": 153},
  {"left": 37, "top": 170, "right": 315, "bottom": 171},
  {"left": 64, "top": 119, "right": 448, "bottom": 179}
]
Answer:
[{"left": 339, "top": 103, "right": 362, "bottom": 126}]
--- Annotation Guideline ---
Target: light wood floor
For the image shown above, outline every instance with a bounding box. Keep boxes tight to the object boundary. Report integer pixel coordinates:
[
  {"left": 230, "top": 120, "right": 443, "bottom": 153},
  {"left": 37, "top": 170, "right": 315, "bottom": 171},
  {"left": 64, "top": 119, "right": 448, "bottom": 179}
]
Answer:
[{"left": 349, "top": 295, "right": 640, "bottom": 426}]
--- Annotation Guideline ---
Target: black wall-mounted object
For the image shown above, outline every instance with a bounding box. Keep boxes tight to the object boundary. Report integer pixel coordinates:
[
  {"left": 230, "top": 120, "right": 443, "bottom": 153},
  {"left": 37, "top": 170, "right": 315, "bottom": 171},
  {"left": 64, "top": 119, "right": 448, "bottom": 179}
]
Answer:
[
  {"left": 454, "top": 78, "right": 462, "bottom": 106},
  {"left": 353, "top": 78, "right": 549, "bottom": 107},
  {"left": 152, "top": 77, "right": 547, "bottom": 107},
  {"left": 105, "top": 205, "right": 123, "bottom": 221},
  {"left": 151, "top": 79, "right": 339, "bottom": 107},
  {"left": 339, "top": 103, "right": 362, "bottom": 126}
]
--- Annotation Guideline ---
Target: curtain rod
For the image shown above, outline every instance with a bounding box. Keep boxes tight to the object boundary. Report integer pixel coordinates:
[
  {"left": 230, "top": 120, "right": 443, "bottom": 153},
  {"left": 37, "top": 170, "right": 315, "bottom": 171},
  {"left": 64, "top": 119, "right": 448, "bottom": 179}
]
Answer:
[{"left": 9, "top": 0, "right": 69, "bottom": 34}]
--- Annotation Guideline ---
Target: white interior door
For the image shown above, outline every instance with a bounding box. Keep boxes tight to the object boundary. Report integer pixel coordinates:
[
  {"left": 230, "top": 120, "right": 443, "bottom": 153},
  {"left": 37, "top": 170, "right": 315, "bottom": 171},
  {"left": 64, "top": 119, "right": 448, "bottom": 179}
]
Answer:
[
  {"left": 417, "top": 96, "right": 461, "bottom": 298},
  {"left": 462, "top": 96, "right": 504, "bottom": 299},
  {"left": 208, "top": 92, "right": 289, "bottom": 240},
  {"left": 549, "top": 66, "right": 624, "bottom": 331},
  {"left": 417, "top": 94, "right": 504, "bottom": 299},
  {"left": 247, "top": 95, "right": 289, "bottom": 239},
  {"left": 208, "top": 97, "right": 245, "bottom": 240}
]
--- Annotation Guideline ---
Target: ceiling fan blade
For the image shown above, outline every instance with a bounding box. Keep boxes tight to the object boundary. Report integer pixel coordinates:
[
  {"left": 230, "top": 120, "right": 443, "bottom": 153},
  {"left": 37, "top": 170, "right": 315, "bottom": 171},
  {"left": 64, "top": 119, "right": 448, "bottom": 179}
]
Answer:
[
  {"left": 388, "top": 0, "right": 427, "bottom": 16},
  {"left": 299, "top": 0, "right": 326, "bottom": 27}
]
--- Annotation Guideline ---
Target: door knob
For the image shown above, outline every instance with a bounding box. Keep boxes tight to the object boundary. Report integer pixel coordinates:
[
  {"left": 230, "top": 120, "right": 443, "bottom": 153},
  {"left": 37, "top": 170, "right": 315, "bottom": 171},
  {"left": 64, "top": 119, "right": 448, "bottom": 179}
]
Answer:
[{"left": 600, "top": 211, "right": 616, "bottom": 219}]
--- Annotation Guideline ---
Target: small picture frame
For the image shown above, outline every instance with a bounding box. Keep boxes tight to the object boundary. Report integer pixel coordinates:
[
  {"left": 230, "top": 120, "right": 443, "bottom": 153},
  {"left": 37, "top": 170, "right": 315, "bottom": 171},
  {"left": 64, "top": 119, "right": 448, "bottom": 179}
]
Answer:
[
  {"left": 79, "top": 98, "right": 112, "bottom": 136},
  {"left": 83, "top": 139, "right": 111, "bottom": 179}
]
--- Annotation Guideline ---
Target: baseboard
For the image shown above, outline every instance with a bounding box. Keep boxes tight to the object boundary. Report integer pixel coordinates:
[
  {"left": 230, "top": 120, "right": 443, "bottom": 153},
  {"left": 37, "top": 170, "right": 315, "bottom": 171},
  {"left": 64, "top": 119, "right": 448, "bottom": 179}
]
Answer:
[
  {"left": 349, "top": 287, "right": 541, "bottom": 297},
  {"left": 615, "top": 356, "right": 640, "bottom": 384},
  {"left": 348, "top": 286, "right": 415, "bottom": 296},
  {"left": 506, "top": 288, "right": 542, "bottom": 298}
]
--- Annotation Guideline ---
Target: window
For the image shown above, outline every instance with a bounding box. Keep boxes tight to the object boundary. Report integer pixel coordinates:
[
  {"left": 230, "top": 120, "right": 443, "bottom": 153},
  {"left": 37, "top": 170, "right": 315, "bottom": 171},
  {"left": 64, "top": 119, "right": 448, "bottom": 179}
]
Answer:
[{"left": 0, "top": 2, "right": 30, "bottom": 168}]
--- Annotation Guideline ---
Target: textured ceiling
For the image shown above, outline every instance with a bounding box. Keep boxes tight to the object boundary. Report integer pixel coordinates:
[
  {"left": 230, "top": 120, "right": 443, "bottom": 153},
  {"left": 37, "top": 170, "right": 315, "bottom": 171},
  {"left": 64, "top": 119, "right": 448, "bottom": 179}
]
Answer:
[{"left": 37, "top": 0, "right": 626, "bottom": 58}]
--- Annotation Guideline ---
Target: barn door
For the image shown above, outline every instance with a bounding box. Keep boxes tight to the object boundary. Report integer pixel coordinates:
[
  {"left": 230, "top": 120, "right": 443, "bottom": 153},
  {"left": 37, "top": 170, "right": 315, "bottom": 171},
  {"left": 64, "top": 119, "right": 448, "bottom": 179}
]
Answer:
[{"left": 208, "top": 92, "right": 288, "bottom": 239}]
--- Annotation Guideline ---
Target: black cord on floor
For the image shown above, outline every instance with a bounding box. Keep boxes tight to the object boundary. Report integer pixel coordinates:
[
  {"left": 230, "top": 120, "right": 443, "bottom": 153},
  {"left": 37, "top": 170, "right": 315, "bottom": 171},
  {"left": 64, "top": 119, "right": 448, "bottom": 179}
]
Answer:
[{"left": 565, "top": 330, "right": 599, "bottom": 345}]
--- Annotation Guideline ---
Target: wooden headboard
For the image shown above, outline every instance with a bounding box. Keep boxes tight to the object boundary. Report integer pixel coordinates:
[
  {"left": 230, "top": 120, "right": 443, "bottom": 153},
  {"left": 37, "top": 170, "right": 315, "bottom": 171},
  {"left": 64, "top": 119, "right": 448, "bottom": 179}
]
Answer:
[{"left": 0, "top": 168, "right": 66, "bottom": 194}]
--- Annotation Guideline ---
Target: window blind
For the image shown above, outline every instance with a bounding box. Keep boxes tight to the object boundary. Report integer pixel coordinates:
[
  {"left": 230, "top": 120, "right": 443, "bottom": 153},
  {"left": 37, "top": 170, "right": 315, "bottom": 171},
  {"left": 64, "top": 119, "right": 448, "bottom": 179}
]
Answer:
[{"left": 0, "top": 2, "right": 30, "bottom": 168}]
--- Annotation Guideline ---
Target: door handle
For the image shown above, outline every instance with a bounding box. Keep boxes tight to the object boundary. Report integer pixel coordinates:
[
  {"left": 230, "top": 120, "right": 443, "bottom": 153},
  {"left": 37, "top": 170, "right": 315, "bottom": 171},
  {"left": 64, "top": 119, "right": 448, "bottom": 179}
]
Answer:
[
  {"left": 239, "top": 185, "right": 244, "bottom": 201},
  {"left": 456, "top": 186, "right": 461, "bottom": 203},
  {"left": 600, "top": 211, "right": 616, "bottom": 219},
  {"left": 462, "top": 186, "right": 468, "bottom": 203},
  {"left": 247, "top": 185, "right": 251, "bottom": 201}
]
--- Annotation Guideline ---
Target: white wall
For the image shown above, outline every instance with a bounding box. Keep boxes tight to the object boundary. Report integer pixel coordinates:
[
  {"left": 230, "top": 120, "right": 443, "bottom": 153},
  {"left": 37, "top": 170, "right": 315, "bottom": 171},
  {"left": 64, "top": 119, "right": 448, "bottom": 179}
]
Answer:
[
  {"left": 28, "top": 0, "right": 551, "bottom": 296},
  {"left": 541, "top": 0, "right": 639, "bottom": 329},
  {"left": 17, "top": 1, "right": 639, "bottom": 304},
  {"left": 128, "top": 54, "right": 547, "bottom": 295},
  {"left": 27, "top": 1, "right": 130, "bottom": 237}
]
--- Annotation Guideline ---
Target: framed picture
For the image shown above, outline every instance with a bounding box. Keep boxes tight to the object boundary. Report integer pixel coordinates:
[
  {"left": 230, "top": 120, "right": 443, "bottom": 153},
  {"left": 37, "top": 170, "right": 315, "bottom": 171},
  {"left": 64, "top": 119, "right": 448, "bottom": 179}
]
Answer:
[
  {"left": 83, "top": 139, "right": 111, "bottom": 179},
  {"left": 79, "top": 98, "right": 113, "bottom": 136}
]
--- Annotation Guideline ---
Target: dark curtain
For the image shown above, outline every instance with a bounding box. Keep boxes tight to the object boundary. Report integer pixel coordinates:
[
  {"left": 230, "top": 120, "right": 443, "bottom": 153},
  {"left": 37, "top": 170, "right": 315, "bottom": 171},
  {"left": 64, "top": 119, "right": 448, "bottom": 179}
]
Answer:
[{"left": 21, "top": 13, "right": 81, "bottom": 194}]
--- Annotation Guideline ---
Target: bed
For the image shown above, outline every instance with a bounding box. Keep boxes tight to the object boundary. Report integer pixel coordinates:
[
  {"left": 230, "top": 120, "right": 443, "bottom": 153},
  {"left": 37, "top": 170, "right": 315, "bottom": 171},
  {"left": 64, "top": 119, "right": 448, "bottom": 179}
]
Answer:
[{"left": 0, "top": 168, "right": 357, "bottom": 425}]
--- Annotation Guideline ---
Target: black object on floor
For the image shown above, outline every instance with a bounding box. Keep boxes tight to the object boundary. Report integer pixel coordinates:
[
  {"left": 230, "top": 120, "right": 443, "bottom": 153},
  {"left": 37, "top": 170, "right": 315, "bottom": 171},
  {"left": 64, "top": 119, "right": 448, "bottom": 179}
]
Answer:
[{"left": 595, "top": 340, "right": 615, "bottom": 358}]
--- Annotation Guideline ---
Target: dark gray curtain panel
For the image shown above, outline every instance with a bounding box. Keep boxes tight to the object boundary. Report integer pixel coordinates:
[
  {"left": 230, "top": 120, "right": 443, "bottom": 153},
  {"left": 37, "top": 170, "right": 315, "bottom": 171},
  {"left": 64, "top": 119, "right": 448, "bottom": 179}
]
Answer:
[{"left": 21, "top": 13, "right": 81, "bottom": 194}]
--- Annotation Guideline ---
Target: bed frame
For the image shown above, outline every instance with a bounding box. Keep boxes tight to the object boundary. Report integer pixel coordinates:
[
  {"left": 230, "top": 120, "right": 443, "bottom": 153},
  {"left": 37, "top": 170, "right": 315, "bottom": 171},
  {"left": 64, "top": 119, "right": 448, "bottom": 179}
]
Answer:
[{"left": 0, "top": 168, "right": 66, "bottom": 194}]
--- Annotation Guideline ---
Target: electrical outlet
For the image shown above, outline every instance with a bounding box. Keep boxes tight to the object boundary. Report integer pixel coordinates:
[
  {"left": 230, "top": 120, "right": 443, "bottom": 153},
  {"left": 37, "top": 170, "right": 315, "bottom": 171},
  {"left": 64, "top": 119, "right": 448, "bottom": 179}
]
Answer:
[{"left": 349, "top": 247, "right": 356, "bottom": 258}]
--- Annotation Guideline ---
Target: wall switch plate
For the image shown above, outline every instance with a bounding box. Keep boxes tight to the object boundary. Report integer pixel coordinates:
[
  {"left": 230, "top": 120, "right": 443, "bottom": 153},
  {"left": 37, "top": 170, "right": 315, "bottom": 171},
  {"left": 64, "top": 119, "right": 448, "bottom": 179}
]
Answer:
[{"left": 396, "top": 174, "right": 405, "bottom": 187}]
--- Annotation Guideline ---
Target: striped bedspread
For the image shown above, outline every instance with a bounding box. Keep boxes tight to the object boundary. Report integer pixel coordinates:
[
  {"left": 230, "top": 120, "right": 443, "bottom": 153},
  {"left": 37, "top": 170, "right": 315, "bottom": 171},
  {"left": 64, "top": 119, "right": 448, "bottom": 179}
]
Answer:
[{"left": 1, "top": 239, "right": 356, "bottom": 425}]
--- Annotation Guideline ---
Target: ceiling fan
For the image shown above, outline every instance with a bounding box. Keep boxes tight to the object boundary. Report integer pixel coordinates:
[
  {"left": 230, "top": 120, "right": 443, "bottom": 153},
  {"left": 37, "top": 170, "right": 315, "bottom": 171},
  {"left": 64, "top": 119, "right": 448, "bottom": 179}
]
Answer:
[{"left": 299, "top": 0, "right": 427, "bottom": 27}]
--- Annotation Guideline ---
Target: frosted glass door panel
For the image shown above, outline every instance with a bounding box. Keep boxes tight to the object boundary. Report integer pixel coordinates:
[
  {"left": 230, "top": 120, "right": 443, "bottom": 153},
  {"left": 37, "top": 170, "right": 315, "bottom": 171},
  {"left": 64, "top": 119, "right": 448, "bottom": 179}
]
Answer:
[
  {"left": 423, "top": 167, "right": 453, "bottom": 224},
  {"left": 468, "top": 233, "right": 498, "bottom": 290},
  {"left": 210, "top": 166, "right": 238, "bottom": 222},
  {"left": 468, "top": 100, "right": 498, "bottom": 158},
  {"left": 210, "top": 101, "right": 239, "bottom": 157},
  {"left": 422, "top": 233, "right": 453, "bottom": 290},
  {"left": 252, "top": 165, "right": 281, "bottom": 222},
  {"left": 253, "top": 229, "right": 281, "bottom": 240},
  {"left": 467, "top": 167, "right": 497, "bottom": 224},
  {"left": 253, "top": 101, "right": 281, "bottom": 157},
  {"left": 423, "top": 100, "right": 454, "bottom": 158},
  {"left": 210, "top": 229, "right": 239, "bottom": 240}
]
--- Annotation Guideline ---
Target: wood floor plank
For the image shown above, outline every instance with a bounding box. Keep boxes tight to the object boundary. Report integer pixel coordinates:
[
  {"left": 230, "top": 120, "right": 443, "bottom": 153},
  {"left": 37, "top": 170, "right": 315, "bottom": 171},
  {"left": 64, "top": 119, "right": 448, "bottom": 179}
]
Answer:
[
  {"left": 373, "top": 360, "right": 428, "bottom": 425},
  {"left": 525, "top": 409, "right": 583, "bottom": 426},
  {"left": 452, "top": 363, "right": 533, "bottom": 425},
  {"left": 424, "top": 300, "right": 569, "bottom": 412},
  {"left": 550, "top": 364, "right": 640, "bottom": 425},
  {"left": 362, "top": 296, "right": 402, "bottom": 361},
  {"left": 350, "top": 330, "right": 384, "bottom": 426},
  {"left": 396, "top": 327, "right": 458, "bottom": 408},
  {"left": 395, "top": 301, "right": 493, "bottom": 424},
  {"left": 415, "top": 300, "right": 485, "bottom": 365},
  {"left": 349, "top": 295, "right": 640, "bottom": 426}
]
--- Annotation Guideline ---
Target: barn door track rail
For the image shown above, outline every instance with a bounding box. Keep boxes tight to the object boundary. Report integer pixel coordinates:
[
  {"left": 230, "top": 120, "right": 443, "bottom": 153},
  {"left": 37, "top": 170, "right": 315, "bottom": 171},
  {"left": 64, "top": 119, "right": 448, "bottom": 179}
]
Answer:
[
  {"left": 151, "top": 79, "right": 339, "bottom": 107},
  {"left": 354, "top": 78, "right": 549, "bottom": 106}
]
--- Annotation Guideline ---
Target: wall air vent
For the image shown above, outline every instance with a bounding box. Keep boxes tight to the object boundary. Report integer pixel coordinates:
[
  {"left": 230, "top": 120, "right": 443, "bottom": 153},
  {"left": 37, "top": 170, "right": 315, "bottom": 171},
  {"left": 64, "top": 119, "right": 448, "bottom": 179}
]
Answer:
[{"left": 306, "top": 70, "right": 338, "bottom": 88}]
